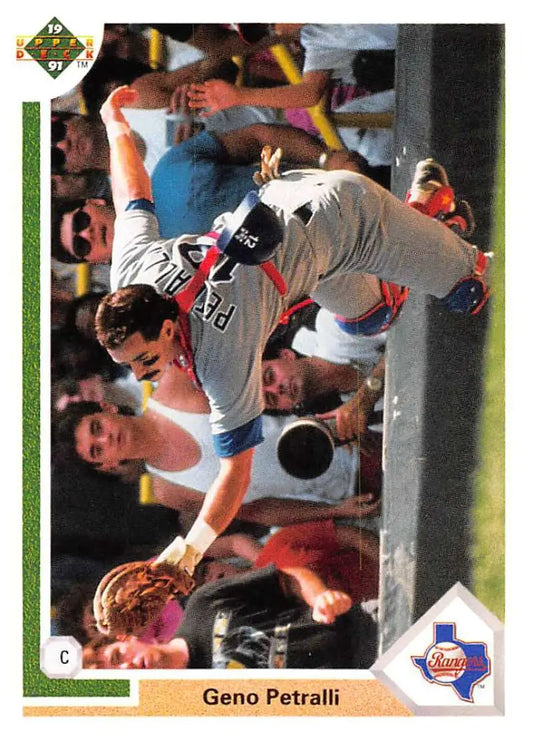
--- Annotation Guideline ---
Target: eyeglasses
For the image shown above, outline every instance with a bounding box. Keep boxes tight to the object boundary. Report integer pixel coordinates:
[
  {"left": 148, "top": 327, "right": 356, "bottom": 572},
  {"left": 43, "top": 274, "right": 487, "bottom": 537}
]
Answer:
[
  {"left": 70, "top": 209, "right": 92, "bottom": 259},
  {"left": 51, "top": 118, "right": 68, "bottom": 173}
]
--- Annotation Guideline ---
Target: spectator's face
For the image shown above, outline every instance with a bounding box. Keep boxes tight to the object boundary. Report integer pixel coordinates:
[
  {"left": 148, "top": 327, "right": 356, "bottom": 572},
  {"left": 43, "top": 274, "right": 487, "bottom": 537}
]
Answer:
[
  {"left": 60, "top": 200, "right": 115, "bottom": 264},
  {"left": 85, "top": 638, "right": 178, "bottom": 669},
  {"left": 74, "top": 410, "right": 133, "bottom": 471},
  {"left": 52, "top": 115, "right": 102, "bottom": 173},
  {"left": 106, "top": 320, "right": 178, "bottom": 384},
  {"left": 262, "top": 349, "right": 303, "bottom": 410}
]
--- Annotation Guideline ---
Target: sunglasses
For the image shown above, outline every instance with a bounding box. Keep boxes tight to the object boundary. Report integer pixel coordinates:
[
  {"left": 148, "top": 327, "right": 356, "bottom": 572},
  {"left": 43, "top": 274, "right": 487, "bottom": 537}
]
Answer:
[
  {"left": 51, "top": 118, "right": 68, "bottom": 173},
  {"left": 70, "top": 209, "right": 92, "bottom": 259}
]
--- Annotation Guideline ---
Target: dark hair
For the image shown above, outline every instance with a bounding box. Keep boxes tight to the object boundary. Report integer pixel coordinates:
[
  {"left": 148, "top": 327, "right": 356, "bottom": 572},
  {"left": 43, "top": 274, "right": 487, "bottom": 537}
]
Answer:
[
  {"left": 148, "top": 24, "right": 194, "bottom": 42},
  {"left": 53, "top": 583, "right": 96, "bottom": 645},
  {"left": 263, "top": 299, "right": 319, "bottom": 360},
  {"left": 352, "top": 49, "right": 395, "bottom": 93},
  {"left": 51, "top": 327, "right": 120, "bottom": 383},
  {"left": 64, "top": 291, "right": 107, "bottom": 342},
  {"left": 52, "top": 400, "right": 136, "bottom": 470},
  {"left": 51, "top": 198, "right": 87, "bottom": 264},
  {"left": 96, "top": 284, "right": 178, "bottom": 350}
]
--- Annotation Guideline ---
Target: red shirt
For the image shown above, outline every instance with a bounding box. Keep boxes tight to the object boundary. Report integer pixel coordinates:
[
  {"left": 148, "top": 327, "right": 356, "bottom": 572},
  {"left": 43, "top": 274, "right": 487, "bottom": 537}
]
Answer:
[{"left": 254, "top": 519, "right": 378, "bottom": 604}]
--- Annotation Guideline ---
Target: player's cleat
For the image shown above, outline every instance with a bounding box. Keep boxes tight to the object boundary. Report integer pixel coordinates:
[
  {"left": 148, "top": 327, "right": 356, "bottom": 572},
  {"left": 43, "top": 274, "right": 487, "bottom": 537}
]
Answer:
[
  {"left": 441, "top": 250, "right": 492, "bottom": 315},
  {"left": 440, "top": 198, "right": 476, "bottom": 239},
  {"left": 406, "top": 158, "right": 456, "bottom": 219}
]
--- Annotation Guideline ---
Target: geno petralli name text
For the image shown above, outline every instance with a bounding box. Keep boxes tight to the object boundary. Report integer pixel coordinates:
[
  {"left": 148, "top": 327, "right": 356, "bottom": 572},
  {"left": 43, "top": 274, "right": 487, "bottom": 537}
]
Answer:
[{"left": 202, "top": 687, "right": 340, "bottom": 707}]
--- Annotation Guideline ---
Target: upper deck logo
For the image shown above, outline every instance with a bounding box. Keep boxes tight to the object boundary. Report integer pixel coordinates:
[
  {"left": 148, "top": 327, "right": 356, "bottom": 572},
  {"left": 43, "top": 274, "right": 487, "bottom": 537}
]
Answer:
[
  {"left": 411, "top": 622, "right": 491, "bottom": 702},
  {"left": 16, "top": 17, "right": 93, "bottom": 78}
]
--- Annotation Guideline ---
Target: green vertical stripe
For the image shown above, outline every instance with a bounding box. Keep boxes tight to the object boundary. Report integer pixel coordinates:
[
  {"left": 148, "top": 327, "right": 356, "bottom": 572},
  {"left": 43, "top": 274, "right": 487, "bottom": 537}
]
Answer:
[{"left": 22, "top": 102, "right": 129, "bottom": 698}]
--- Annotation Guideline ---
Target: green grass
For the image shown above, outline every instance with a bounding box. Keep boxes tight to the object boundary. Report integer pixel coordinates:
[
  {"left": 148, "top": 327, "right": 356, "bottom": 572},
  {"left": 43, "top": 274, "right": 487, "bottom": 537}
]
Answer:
[{"left": 471, "top": 106, "right": 505, "bottom": 621}]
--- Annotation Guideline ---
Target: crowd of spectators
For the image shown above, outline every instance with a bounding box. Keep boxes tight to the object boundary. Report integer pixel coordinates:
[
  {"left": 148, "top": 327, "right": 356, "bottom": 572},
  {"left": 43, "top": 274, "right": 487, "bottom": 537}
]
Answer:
[{"left": 50, "top": 22, "right": 397, "bottom": 670}]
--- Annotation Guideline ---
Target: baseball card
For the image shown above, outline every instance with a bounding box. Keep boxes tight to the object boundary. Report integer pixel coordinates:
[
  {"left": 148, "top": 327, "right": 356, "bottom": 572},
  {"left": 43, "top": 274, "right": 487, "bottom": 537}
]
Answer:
[{"left": 5, "top": 2, "right": 520, "bottom": 736}]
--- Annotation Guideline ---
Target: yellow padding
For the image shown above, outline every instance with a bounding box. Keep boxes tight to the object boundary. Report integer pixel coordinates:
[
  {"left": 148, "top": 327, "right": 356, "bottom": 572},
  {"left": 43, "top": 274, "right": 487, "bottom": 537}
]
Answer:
[
  {"left": 139, "top": 381, "right": 155, "bottom": 503},
  {"left": 232, "top": 56, "right": 244, "bottom": 87},
  {"left": 141, "top": 380, "right": 153, "bottom": 410},
  {"left": 149, "top": 29, "right": 164, "bottom": 70},
  {"left": 139, "top": 472, "right": 156, "bottom": 505},
  {"left": 75, "top": 262, "right": 90, "bottom": 297},
  {"left": 75, "top": 96, "right": 90, "bottom": 297}
]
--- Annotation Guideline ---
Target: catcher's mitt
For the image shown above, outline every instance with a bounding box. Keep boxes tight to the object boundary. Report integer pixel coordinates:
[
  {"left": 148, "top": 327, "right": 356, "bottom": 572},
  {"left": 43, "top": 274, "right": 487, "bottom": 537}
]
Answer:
[{"left": 93, "top": 560, "right": 195, "bottom": 637}]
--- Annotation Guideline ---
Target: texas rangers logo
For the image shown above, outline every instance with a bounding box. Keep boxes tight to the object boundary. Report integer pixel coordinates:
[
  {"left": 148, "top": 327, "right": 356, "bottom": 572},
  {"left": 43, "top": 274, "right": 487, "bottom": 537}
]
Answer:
[{"left": 411, "top": 622, "right": 491, "bottom": 702}]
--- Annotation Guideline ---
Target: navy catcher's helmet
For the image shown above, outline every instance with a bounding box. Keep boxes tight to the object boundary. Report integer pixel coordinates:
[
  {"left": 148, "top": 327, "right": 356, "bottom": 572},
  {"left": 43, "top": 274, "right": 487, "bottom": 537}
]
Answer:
[{"left": 217, "top": 191, "right": 283, "bottom": 265}]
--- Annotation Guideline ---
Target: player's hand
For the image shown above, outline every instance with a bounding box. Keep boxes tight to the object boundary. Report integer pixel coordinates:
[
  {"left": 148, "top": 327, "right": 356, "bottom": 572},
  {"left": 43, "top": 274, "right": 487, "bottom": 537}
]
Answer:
[
  {"left": 253, "top": 145, "right": 283, "bottom": 186},
  {"left": 100, "top": 84, "right": 137, "bottom": 126},
  {"left": 177, "top": 543, "right": 203, "bottom": 576},
  {"left": 187, "top": 80, "right": 241, "bottom": 116},
  {"left": 312, "top": 589, "right": 352, "bottom": 624}
]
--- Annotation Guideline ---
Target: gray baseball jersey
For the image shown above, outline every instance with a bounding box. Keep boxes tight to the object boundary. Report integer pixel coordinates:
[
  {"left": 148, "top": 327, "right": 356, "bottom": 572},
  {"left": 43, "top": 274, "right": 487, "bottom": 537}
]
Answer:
[{"left": 111, "top": 169, "right": 478, "bottom": 454}]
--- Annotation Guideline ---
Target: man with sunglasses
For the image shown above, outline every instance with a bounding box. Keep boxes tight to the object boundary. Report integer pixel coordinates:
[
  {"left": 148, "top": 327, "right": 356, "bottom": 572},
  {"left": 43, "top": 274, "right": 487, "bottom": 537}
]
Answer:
[
  {"left": 93, "top": 85, "right": 490, "bottom": 582},
  {"left": 52, "top": 198, "right": 115, "bottom": 264}
]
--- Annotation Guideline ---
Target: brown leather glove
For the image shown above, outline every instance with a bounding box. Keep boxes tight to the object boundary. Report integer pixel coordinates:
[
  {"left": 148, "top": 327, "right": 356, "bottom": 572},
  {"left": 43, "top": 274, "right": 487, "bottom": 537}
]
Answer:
[{"left": 93, "top": 560, "right": 195, "bottom": 637}]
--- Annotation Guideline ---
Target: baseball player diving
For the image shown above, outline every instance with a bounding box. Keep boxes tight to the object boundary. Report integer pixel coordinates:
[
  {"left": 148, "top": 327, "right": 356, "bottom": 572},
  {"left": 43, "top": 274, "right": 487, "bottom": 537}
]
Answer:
[{"left": 94, "top": 85, "right": 490, "bottom": 585}]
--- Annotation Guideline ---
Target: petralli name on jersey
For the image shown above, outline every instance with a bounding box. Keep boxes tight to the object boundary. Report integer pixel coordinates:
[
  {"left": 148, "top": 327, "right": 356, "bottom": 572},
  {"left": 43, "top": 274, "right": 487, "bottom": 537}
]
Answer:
[
  {"left": 174, "top": 243, "right": 239, "bottom": 334},
  {"left": 202, "top": 686, "right": 340, "bottom": 707}
]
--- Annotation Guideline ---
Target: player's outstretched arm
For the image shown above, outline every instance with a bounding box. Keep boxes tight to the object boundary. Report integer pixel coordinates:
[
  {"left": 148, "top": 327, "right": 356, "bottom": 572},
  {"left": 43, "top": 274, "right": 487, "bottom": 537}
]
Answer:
[
  {"left": 99, "top": 85, "right": 153, "bottom": 213},
  {"left": 155, "top": 448, "right": 255, "bottom": 575}
]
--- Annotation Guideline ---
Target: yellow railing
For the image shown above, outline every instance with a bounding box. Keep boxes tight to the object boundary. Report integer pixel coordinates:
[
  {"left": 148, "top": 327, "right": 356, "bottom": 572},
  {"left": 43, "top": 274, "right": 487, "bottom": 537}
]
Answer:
[
  {"left": 149, "top": 28, "right": 164, "bottom": 70},
  {"left": 138, "top": 27, "right": 164, "bottom": 505},
  {"left": 269, "top": 43, "right": 345, "bottom": 151},
  {"left": 270, "top": 43, "right": 393, "bottom": 141}
]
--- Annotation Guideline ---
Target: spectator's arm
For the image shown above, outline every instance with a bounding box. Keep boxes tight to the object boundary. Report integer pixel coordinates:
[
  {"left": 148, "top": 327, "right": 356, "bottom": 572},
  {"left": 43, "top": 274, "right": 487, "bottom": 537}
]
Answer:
[
  {"left": 218, "top": 123, "right": 364, "bottom": 173},
  {"left": 151, "top": 476, "right": 204, "bottom": 513},
  {"left": 188, "top": 70, "right": 331, "bottom": 115},
  {"left": 238, "top": 492, "right": 380, "bottom": 526},
  {"left": 280, "top": 566, "right": 352, "bottom": 624},
  {"left": 205, "top": 533, "right": 262, "bottom": 562}
]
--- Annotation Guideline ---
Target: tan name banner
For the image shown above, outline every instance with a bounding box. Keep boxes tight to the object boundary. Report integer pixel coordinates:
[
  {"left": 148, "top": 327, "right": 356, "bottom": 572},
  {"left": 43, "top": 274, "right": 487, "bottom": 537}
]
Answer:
[{"left": 24, "top": 679, "right": 411, "bottom": 717}]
